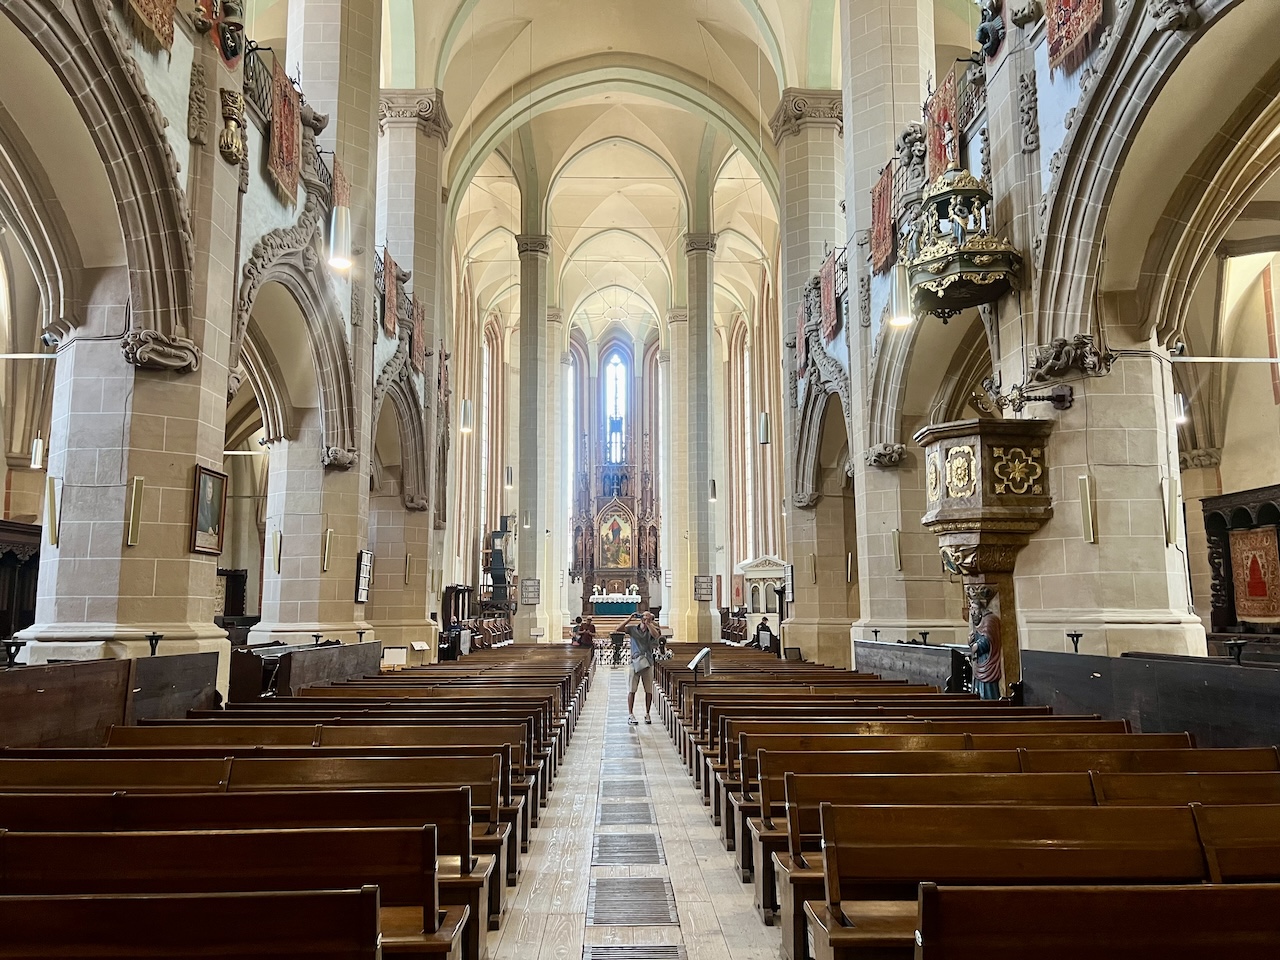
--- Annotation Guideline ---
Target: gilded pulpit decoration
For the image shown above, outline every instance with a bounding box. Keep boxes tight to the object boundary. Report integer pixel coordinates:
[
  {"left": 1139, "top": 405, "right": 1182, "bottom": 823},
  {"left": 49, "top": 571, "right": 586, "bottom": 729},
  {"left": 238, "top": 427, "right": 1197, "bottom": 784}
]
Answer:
[
  {"left": 991, "top": 446, "right": 1044, "bottom": 495},
  {"left": 945, "top": 445, "right": 978, "bottom": 499},
  {"left": 927, "top": 455, "right": 942, "bottom": 502}
]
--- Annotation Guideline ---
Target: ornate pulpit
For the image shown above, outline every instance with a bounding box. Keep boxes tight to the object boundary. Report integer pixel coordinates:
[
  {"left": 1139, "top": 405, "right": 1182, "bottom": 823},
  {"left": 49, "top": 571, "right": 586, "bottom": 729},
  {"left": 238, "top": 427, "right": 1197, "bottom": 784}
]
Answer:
[{"left": 913, "top": 418, "right": 1054, "bottom": 695}]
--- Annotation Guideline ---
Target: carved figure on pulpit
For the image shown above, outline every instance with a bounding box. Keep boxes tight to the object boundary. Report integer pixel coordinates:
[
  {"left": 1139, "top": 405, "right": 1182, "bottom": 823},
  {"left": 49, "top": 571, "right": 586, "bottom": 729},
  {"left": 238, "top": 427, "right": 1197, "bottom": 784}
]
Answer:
[{"left": 966, "top": 585, "right": 1003, "bottom": 699}]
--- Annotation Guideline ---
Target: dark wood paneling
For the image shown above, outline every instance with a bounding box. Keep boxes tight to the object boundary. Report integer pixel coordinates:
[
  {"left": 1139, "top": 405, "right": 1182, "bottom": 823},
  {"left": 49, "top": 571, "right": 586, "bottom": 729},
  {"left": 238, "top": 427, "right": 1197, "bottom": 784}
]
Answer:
[
  {"left": 276, "top": 642, "right": 383, "bottom": 697},
  {"left": 129, "top": 653, "right": 220, "bottom": 722},
  {"left": 0, "top": 660, "right": 129, "bottom": 747},
  {"left": 852, "top": 640, "right": 953, "bottom": 690}
]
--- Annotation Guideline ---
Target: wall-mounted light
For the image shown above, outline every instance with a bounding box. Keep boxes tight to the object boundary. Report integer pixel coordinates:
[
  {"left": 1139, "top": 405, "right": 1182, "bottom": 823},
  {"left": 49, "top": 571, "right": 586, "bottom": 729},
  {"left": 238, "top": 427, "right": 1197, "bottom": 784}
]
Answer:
[
  {"left": 1174, "top": 393, "right": 1189, "bottom": 425},
  {"left": 29, "top": 433, "right": 43, "bottom": 470},
  {"left": 405, "top": 553, "right": 413, "bottom": 585},
  {"left": 460, "top": 399, "right": 473, "bottom": 434},
  {"left": 758, "top": 412, "right": 771, "bottom": 445},
  {"left": 272, "top": 529, "right": 282, "bottom": 573},
  {"left": 126, "top": 477, "right": 144, "bottom": 547},
  {"left": 322, "top": 528, "right": 333, "bottom": 571},
  {"left": 505, "top": 466, "right": 513, "bottom": 489},
  {"left": 708, "top": 479, "right": 717, "bottom": 503},
  {"left": 522, "top": 511, "right": 530, "bottom": 529},
  {"left": 45, "top": 476, "right": 59, "bottom": 546},
  {"left": 327, "top": 205, "right": 352, "bottom": 271},
  {"left": 888, "top": 264, "right": 913, "bottom": 328}
]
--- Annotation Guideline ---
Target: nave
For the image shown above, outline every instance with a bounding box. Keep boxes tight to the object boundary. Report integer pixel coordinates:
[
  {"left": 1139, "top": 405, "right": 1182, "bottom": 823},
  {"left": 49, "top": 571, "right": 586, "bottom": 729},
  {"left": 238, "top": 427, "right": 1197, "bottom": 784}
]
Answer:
[{"left": 488, "top": 666, "right": 778, "bottom": 960}]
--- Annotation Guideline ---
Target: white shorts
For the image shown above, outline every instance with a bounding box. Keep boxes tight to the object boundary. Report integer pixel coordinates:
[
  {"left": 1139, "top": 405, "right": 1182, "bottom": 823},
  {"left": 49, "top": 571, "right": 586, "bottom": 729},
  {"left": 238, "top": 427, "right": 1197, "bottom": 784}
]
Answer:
[{"left": 629, "top": 664, "right": 654, "bottom": 695}]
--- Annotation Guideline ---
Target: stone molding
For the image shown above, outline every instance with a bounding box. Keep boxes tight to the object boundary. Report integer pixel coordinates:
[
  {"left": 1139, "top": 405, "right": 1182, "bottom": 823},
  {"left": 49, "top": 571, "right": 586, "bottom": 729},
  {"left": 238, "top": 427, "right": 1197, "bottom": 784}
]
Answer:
[
  {"left": 516, "top": 234, "right": 551, "bottom": 258},
  {"left": 1179, "top": 447, "right": 1222, "bottom": 471},
  {"left": 684, "top": 233, "right": 719, "bottom": 256},
  {"left": 865, "top": 442, "right": 907, "bottom": 468},
  {"left": 5, "top": 0, "right": 198, "bottom": 368},
  {"left": 769, "top": 88, "right": 843, "bottom": 145},
  {"left": 378, "top": 89, "right": 452, "bottom": 145},
  {"left": 188, "top": 60, "right": 210, "bottom": 145}
]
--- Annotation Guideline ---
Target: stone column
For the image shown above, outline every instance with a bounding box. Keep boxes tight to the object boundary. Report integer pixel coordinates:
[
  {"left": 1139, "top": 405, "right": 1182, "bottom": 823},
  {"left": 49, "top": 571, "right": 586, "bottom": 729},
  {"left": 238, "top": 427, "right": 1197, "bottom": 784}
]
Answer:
[
  {"left": 686, "top": 233, "right": 719, "bottom": 642},
  {"left": 17, "top": 40, "right": 240, "bottom": 691},
  {"left": 368, "top": 89, "right": 451, "bottom": 654},
  {"left": 514, "top": 235, "right": 551, "bottom": 641},
  {"left": 541, "top": 311, "right": 565, "bottom": 643},
  {"left": 656, "top": 347, "right": 673, "bottom": 618},
  {"left": 249, "top": 0, "right": 380, "bottom": 645},
  {"left": 840, "top": 0, "right": 950, "bottom": 659},
  {"left": 770, "top": 88, "right": 850, "bottom": 664},
  {"left": 666, "top": 311, "right": 692, "bottom": 633}
]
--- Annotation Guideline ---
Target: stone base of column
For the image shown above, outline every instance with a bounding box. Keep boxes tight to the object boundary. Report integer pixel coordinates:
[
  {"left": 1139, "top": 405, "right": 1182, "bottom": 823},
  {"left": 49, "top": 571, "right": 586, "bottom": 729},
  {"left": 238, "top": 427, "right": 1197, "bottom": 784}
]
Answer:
[
  {"left": 247, "top": 620, "right": 376, "bottom": 647},
  {"left": 1020, "top": 610, "right": 1207, "bottom": 657},
  {"left": 15, "top": 623, "right": 232, "bottom": 697},
  {"left": 782, "top": 617, "right": 860, "bottom": 669},
  {"left": 677, "top": 607, "right": 719, "bottom": 646},
  {"left": 365, "top": 618, "right": 441, "bottom": 663}
]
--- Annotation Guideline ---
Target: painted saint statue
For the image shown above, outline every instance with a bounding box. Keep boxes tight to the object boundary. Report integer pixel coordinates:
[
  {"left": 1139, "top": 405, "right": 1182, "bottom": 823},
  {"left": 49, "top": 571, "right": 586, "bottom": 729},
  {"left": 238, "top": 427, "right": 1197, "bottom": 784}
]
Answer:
[{"left": 966, "top": 585, "right": 1002, "bottom": 700}]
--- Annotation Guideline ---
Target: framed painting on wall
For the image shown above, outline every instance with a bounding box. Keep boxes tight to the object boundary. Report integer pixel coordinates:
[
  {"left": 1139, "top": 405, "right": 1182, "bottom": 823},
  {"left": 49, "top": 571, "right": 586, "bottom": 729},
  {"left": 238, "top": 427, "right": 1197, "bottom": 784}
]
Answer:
[{"left": 190, "top": 465, "right": 228, "bottom": 555}]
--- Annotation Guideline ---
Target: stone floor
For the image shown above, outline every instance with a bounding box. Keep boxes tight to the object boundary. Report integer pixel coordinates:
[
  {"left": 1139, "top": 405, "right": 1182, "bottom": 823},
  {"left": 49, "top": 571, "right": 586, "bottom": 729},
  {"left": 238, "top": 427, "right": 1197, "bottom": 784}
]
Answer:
[{"left": 487, "top": 665, "right": 781, "bottom": 960}]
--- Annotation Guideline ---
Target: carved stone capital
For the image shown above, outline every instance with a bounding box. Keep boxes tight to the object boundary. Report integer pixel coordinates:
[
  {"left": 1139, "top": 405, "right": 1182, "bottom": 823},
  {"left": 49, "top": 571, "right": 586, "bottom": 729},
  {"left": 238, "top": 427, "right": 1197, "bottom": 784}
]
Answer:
[
  {"left": 1179, "top": 447, "right": 1222, "bottom": 471},
  {"left": 1008, "top": 0, "right": 1043, "bottom": 28},
  {"left": 1149, "top": 0, "right": 1200, "bottom": 31},
  {"left": 403, "top": 494, "right": 430, "bottom": 512},
  {"left": 793, "top": 491, "right": 820, "bottom": 510},
  {"left": 940, "top": 540, "right": 1023, "bottom": 576},
  {"left": 1027, "top": 334, "right": 1114, "bottom": 383},
  {"left": 378, "top": 89, "right": 452, "bottom": 145},
  {"left": 684, "top": 233, "right": 719, "bottom": 256},
  {"left": 122, "top": 330, "right": 200, "bottom": 373},
  {"left": 667, "top": 311, "right": 689, "bottom": 326},
  {"left": 516, "top": 234, "right": 551, "bottom": 259},
  {"left": 321, "top": 446, "right": 359, "bottom": 470},
  {"left": 865, "top": 442, "right": 907, "bottom": 468},
  {"left": 546, "top": 308, "right": 564, "bottom": 324},
  {"left": 769, "top": 88, "right": 843, "bottom": 144}
]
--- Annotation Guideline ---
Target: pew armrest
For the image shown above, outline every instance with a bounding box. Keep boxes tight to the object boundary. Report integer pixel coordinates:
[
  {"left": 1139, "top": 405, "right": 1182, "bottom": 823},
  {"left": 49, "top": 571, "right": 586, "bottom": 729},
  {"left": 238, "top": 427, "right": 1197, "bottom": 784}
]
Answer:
[
  {"left": 802, "top": 900, "right": 914, "bottom": 954},
  {"left": 381, "top": 903, "right": 470, "bottom": 955}
]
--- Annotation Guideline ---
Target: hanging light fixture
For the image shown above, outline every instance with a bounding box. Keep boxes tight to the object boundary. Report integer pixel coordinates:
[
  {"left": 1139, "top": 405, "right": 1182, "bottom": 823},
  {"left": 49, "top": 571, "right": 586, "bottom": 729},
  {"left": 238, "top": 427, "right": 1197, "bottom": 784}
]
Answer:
[
  {"left": 29, "top": 432, "right": 44, "bottom": 470},
  {"left": 1174, "top": 393, "right": 1189, "bottom": 425},
  {"left": 460, "top": 399, "right": 473, "bottom": 434},
  {"left": 888, "top": 264, "right": 914, "bottom": 327},
  {"left": 708, "top": 479, "right": 718, "bottom": 503},
  {"left": 505, "top": 466, "right": 513, "bottom": 489},
  {"left": 522, "top": 511, "right": 531, "bottom": 529},
  {"left": 758, "top": 411, "right": 771, "bottom": 445},
  {"left": 327, "top": 158, "right": 352, "bottom": 271}
]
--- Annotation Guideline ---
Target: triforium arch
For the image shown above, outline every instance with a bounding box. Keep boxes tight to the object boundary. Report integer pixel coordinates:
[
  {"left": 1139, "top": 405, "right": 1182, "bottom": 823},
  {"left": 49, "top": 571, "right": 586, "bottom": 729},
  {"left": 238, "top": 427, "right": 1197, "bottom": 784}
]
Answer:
[{"left": 0, "top": 0, "right": 196, "bottom": 361}]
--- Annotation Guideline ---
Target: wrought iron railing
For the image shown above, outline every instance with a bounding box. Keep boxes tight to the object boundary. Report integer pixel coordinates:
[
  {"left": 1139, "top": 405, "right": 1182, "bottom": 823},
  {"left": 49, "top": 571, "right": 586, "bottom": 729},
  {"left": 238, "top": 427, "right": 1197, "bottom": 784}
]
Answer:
[
  {"left": 243, "top": 47, "right": 272, "bottom": 122},
  {"left": 834, "top": 244, "right": 848, "bottom": 300}
]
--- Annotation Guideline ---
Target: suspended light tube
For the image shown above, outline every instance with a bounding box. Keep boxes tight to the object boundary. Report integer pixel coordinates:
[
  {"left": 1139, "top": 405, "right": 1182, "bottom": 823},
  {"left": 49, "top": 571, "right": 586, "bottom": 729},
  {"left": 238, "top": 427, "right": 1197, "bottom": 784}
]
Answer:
[
  {"left": 1174, "top": 393, "right": 1189, "bottom": 425},
  {"left": 758, "top": 412, "right": 771, "bottom": 445},
  {"left": 29, "top": 434, "right": 43, "bottom": 470},
  {"left": 460, "top": 400, "right": 473, "bottom": 434},
  {"left": 505, "top": 466, "right": 513, "bottom": 489},
  {"left": 708, "top": 479, "right": 718, "bottom": 503},
  {"left": 888, "top": 264, "right": 913, "bottom": 328},
  {"left": 327, "top": 206, "right": 352, "bottom": 271}
]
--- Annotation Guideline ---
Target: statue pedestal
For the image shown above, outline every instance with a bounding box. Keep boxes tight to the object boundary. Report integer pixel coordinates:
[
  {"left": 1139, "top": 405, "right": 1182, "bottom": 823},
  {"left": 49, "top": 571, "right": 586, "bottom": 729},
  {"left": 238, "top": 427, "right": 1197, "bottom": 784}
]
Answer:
[{"left": 914, "top": 418, "right": 1055, "bottom": 694}]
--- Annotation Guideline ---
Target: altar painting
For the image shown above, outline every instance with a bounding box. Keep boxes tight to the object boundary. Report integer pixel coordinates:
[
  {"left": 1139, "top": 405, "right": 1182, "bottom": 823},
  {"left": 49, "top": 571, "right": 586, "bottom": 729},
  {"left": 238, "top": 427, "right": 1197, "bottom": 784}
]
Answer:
[
  {"left": 1230, "top": 527, "right": 1280, "bottom": 620},
  {"left": 599, "top": 512, "right": 633, "bottom": 568}
]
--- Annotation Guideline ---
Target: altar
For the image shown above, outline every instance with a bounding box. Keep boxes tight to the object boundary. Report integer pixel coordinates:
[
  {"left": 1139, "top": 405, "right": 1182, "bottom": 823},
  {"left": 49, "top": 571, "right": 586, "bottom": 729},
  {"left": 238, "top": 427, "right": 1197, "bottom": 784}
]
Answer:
[{"left": 591, "top": 593, "right": 641, "bottom": 616}]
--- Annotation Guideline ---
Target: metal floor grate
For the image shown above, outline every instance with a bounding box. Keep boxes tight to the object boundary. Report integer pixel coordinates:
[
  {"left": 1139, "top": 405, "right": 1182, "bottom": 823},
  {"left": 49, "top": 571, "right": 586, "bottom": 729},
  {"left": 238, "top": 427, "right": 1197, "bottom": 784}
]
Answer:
[
  {"left": 586, "top": 878, "right": 679, "bottom": 925},
  {"left": 592, "top": 833, "right": 666, "bottom": 865},
  {"left": 597, "top": 802, "right": 656, "bottom": 825},
  {"left": 602, "top": 747, "right": 643, "bottom": 760},
  {"left": 600, "top": 760, "right": 644, "bottom": 777},
  {"left": 600, "top": 779, "right": 649, "bottom": 799},
  {"left": 583, "top": 948, "right": 687, "bottom": 960}
]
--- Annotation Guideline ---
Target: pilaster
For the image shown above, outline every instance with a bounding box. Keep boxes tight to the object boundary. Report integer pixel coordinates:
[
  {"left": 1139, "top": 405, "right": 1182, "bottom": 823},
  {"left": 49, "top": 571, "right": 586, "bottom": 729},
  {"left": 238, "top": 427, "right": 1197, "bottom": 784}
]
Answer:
[
  {"left": 514, "top": 234, "right": 551, "bottom": 641},
  {"left": 685, "top": 233, "right": 719, "bottom": 642}
]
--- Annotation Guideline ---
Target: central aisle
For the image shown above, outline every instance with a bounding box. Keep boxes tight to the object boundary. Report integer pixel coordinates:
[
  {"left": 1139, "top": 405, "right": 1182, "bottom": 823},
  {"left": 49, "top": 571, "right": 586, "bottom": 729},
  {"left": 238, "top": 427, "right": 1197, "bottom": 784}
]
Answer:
[{"left": 488, "top": 665, "right": 782, "bottom": 960}]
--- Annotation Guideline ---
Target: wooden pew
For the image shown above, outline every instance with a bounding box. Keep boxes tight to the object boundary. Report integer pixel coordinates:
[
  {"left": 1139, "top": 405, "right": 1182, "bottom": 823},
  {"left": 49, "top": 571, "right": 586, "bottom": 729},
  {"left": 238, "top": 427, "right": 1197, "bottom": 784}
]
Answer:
[
  {"left": 914, "top": 882, "right": 1280, "bottom": 959},
  {"left": 0, "top": 887, "right": 385, "bottom": 960},
  {"left": 0, "top": 827, "right": 470, "bottom": 959},
  {"left": 804, "top": 803, "right": 1212, "bottom": 960},
  {"left": 0, "top": 785, "right": 508, "bottom": 930}
]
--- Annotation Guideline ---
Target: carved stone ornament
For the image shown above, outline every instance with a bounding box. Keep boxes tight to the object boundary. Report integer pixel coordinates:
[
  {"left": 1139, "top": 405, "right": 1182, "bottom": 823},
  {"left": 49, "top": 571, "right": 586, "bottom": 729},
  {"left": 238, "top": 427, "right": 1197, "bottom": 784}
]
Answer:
[
  {"left": 1150, "top": 0, "right": 1201, "bottom": 31},
  {"left": 895, "top": 122, "right": 929, "bottom": 199},
  {"left": 377, "top": 89, "right": 452, "bottom": 145},
  {"left": 321, "top": 446, "right": 358, "bottom": 470},
  {"left": 1018, "top": 71, "right": 1040, "bottom": 154},
  {"left": 1008, "top": 0, "right": 1043, "bottom": 28},
  {"left": 218, "top": 89, "right": 247, "bottom": 165},
  {"left": 858, "top": 274, "right": 871, "bottom": 328},
  {"left": 1026, "top": 334, "right": 1114, "bottom": 383},
  {"left": 991, "top": 446, "right": 1045, "bottom": 495},
  {"left": 769, "top": 88, "right": 843, "bottom": 144},
  {"left": 516, "top": 234, "right": 551, "bottom": 258},
  {"left": 1179, "top": 447, "right": 1222, "bottom": 471},
  {"left": 685, "top": 233, "right": 719, "bottom": 256},
  {"left": 122, "top": 329, "right": 200, "bottom": 373},
  {"left": 865, "top": 442, "right": 907, "bottom": 468},
  {"left": 976, "top": 0, "right": 1006, "bottom": 58},
  {"left": 927, "top": 454, "right": 942, "bottom": 502},
  {"left": 188, "top": 61, "right": 210, "bottom": 145},
  {"left": 980, "top": 127, "right": 993, "bottom": 186},
  {"left": 792, "top": 491, "right": 820, "bottom": 510},
  {"left": 941, "top": 542, "right": 1021, "bottom": 576},
  {"left": 946, "top": 445, "right": 978, "bottom": 499}
]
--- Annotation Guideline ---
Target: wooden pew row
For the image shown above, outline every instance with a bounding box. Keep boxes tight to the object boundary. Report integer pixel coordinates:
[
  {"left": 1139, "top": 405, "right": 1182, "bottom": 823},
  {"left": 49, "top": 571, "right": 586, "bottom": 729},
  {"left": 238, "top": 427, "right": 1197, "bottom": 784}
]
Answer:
[
  {"left": 708, "top": 718, "right": 1134, "bottom": 827},
  {"left": 0, "top": 887, "right": 385, "bottom": 960},
  {"left": 805, "top": 802, "right": 1280, "bottom": 960},
  {"left": 773, "top": 770, "right": 1280, "bottom": 960},
  {"left": 0, "top": 785, "right": 507, "bottom": 926},
  {"left": 914, "top": 883, "right": 1280, "bottom": 960},
  {"left": 0, "top": 826, "right": 470, "bottom": 960}
]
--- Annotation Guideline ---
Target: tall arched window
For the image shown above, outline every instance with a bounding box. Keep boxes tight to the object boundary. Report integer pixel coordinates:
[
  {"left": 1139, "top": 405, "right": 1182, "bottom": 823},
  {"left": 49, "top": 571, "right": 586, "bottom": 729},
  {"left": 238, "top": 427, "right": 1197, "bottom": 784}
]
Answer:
[{"left": 605, "top": 353, "right": 627, "bottom": 464}]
